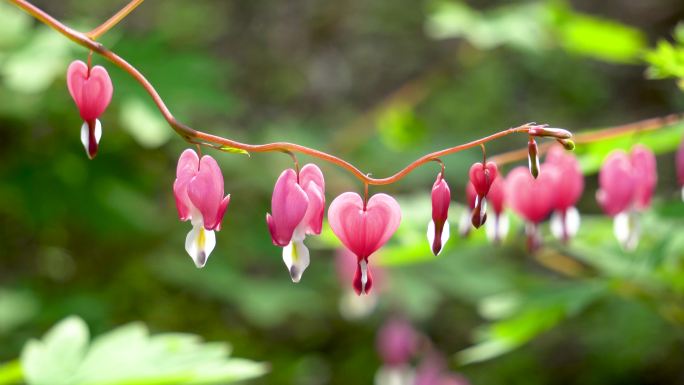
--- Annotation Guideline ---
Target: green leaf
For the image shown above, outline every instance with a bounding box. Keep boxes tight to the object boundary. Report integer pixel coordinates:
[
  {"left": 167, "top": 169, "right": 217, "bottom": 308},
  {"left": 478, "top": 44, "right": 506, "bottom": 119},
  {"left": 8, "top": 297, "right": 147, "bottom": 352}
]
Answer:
[
  {"left": 0, "top": 289, "right": 38, "bottom": 334},
  {"left": 554, "top": 12, "right": 646, "bottom": 63},
  {"left": 219, "top": 146, "right": 250, "bottom": 157},
  {"left": 19, "top": 316, "right": 267, "bottom": 385}
]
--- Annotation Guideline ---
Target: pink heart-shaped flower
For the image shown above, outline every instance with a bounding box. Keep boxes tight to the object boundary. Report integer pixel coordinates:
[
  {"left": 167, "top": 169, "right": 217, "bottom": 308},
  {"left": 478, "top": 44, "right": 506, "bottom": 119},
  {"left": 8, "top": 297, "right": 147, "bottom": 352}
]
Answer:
[
  {"left": 328, "top": 192, "right": 401, "bottom": 260},
  {"left": 506, "top": 166, "right": 556, "bottom": 224},
  {"left": 469, "top": 162, "right": 498, "bottom": 197},
  {"left": 67, "top": 60, "right": 113, "bottom": 122}
]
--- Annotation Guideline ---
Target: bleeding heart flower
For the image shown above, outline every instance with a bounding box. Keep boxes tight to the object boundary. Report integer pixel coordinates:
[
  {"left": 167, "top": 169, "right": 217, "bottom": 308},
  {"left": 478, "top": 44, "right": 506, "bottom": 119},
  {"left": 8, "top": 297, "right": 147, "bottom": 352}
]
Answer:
[
  {"left": 266, "top": 164, "right": 325, "bottom": 282},
  {"left": 468, "top": 162, "right": 498, "bottom": 228},
  {"left": 66, "top": 60, "right": 113, "bottom": 159},
  {"left": 545, "top": 145, "right": 584, "bottom": 243},
  {"left": 328, "top": 192, "right": 401, "bottom": 295},
  {"left": 173, "top": 149, "right": 230, "bottom": 268},
  {"left": 630, "top": 144, "right": 657, "bottom": 210},
  {"left": 596, "top": 150, "right": 637, "bottom": 217},
  {"left": 506, "top": 166, "right": 557, "bottom": 251},
  {"left": 678, "top": 138, "right": 684, "bottom": 200},
  {"left": 484, "top": 176, "right": 508, "bottom": 243},
  {"left": 427, "top": 174, "right": 451, "bottom": 256}
]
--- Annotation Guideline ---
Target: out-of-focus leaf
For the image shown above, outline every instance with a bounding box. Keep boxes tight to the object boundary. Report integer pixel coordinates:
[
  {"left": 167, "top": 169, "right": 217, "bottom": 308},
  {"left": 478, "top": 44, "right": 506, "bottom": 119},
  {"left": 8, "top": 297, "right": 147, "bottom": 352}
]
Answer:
[
  {"left": 553, "top": 12, "right": 646, "bottom": 63},
  {"left": 2, "top": 29, "right": 70, "bottom": 93},
  {"left": 0, "top": 2, "right": 31, "bottom": 50},
  {"left": 459, "top": 281, "right": 607, "bottom": 364},
  {"left": 120, "top": 97, "right": 173, "bottom": 148},
  {"left": 426, "top": 2, "right": 550, "bottom": 51},
  {"left": 0, "top": 290, "right": 38, "bottom": 334},
  {"left": 20, "top": 316, "right": 267, "bottom": 385},
  {"left": 376, "top": 104, "right": 426, "bottom": 151}
]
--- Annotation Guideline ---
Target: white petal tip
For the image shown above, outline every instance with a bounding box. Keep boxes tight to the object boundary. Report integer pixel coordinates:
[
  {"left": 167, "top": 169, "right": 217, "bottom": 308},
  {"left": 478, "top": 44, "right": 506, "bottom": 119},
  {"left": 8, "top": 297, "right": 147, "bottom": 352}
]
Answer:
[
  {"left": 283, "top": 240, "right": 310, "bottom": 283},
  {"left": 185, "top": 224, "right": 215, "bottom": 268}
]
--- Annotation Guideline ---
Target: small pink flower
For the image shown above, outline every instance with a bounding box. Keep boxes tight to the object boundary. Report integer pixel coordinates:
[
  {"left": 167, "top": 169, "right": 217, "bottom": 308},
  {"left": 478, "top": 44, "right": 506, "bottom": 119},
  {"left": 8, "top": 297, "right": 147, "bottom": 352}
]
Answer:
[
  {"left": 376, "top": 318, "right": 418, "bottom": 367},
  {"left": 596, "top": 150, "right": 637, "bottom": 217},
  {"left": 630, "top": 144, "right": 657, "bottom": 210},
  {"left": 66, "top": 60, "right": 113, "bottom": 159},
  {"left": 266, "top": 164, "right": 325, "bottom": 282},
  {"left": 506, "top": 166, "right": 556, "bottom": 251},
  {"left": 545, "top": 145, "right": 584, "bottom": 242},
  {"left": 328, "top": 192, "right": 401, "bottom": 295},
  {"left": 678, "top": 137, "right": 684, "bottom": 200},
  {"left": 484, "top": 176, "right": 508, "bottom": 243},
  {"left": 468, "top": 162, "right": 498, "bottom": 228},
  {"left": 427, "top": 174, "right": 451, "bottom": 256},
  {"left": 173, "top": 149, "right": 230, "bottom": 267},
  {"left": 596, "top": 146, "right": 657, "bottom": 250}
]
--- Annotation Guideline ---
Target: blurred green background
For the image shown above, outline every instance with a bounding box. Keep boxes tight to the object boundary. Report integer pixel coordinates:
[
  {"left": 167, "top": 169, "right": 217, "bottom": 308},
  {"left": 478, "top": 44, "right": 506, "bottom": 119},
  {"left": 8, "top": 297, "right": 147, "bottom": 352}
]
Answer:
[{"left": 1, "top": 0, "right": 684, "bottom": 384}]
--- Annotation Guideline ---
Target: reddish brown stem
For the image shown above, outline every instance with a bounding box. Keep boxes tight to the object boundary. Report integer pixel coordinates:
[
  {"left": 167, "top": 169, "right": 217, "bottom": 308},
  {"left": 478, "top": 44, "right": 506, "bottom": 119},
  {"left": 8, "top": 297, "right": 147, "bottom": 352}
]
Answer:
[{"left": 9, "top": 0, "right": 547, "bottom": 185}]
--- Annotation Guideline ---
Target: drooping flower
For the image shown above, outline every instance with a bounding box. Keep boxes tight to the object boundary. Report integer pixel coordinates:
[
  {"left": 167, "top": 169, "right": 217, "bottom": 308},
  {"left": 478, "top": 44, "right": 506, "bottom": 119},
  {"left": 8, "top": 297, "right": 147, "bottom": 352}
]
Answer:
[
  {"left": 545, "top": 145, "right": 584, "bottom": 243},
  {"left": 66, "top": 60, "right": 113, "bottom": 159},
  {"left": 678, "top": 137, "right": 684, "bottom": 200},
  {"left": 484, "top": 176, "right": 508, "bottom": 243},
  {"left": 328, "top": 192, "right": 401, "bottom": 295},
  {"left": 335, "top": 248, "right": 381, "bottom": 319},
  {"left": 596, "top": 146, "right": 657, "bottom": 250},
  {"left": 266, "top": 164, "right": 325, "bottom": 282},
  {"left": 468, "top": 161, "right": 498, "bottom": 228},
  {"left": 427, "top": 174, "right": 451, "bottom": 256},
  {"left": 596, "top": 150, "right": 636, "bottom": 217},
  {"left": 506, "top": 166, "right": 557, "bottom": 251},
  {"left": 173, "top": 149, "right": 230, "bottom": 267},
  {"left": 630, "top": 144, "right": 657, "bottom": 210}
]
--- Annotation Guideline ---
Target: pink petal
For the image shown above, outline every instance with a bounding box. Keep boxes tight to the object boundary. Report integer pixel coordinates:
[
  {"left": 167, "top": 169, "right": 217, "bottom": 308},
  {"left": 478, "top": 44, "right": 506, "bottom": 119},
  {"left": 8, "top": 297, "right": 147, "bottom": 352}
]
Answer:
[
  {"left": 487, "top": 177, "right": 505, "bottom": 215},
  {"left": 66, "top": 61, "right": 113, "bottom": 121},
  {"left": 377, "top": 318, "right": 418, "bottom": 366},
  {"left": 266, "top": 169, "right": 309, "bottom": 246},
  {"left": 431, "top": 175, "right": 451, "bottom": 225},
  {"left": 469, "top": 162, "right": 498, "bottom": 197},
  {"left": 506, "top": 166, "right": 556, "bottom": 224},
  {"left": 465, "top": 182, "right": 477, "bottom": 210},
  {"left": 188, "top": 155, "right": 225, "bottom": 230},
  {"left": 596, "top": 150, "right": 637, "bottom": 216},
  {"left": 173, "top": 149, "right": 200, "bottom": 221},
  {"left": 297, "top": 164, "right": 325, "bottom": 235},
  {"left": 328, "top": 192, "right": 401, "bottom": 259},
  {"left": 214, "top": 195, "right": 231, "bottom": 231},
  {"left": 544, "top": 145, "right": 584, "bottom": 211},
  {"left": 630, "top": 144, "right": 657, "bottom": 210}
]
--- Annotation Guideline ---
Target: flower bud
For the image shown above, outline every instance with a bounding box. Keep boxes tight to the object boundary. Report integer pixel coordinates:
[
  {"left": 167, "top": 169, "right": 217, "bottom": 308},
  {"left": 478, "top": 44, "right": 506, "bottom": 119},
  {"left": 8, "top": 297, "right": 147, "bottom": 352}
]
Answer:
[
  {"left": 528, "top": 126, "right": 572, "bottom": 139},
  {"left": 427, "top": 174, "right": 451, "bottom": 256},
  {"left": 528, "top": 137, "right": 540, "bottom": 178}
]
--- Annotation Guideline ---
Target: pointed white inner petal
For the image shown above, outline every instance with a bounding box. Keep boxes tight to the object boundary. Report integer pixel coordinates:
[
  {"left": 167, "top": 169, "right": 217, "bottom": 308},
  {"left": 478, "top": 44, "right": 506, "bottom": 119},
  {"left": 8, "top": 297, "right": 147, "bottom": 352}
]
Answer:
[
  {"left": 282, "top": 239, "right": 310, "bottom": 283},
  {"left": 550, "top": 208, "right": 581, "bottom": 241},
  {"left": 485, "top": 213, "right": 507, "bottom": 242},
  {"left": 564, "top": 206, "right": 580, "bottom": 238},
  {"left": 440, "top": 219, "right": 450, "bottom": 252},
  {"left": 359, "top": 259, "right": 368, "bottom": 294},
  {"left": 613, "top": 211, "right": 639, "bottom": 251},
  {"left": 426, "top": 219, "right": 435, "bottom": 250},
  {"left": 93, "top": 119, "right": 102, "bottom": 143},
  {"left": 185, "top": 223, "right": 216, "bottom": 268},
  {"left": 80, "top": 121, "right": 89, "bottom": 153},
  {"left": 375, "top": 365, "right": 416, "bottom": 385}
]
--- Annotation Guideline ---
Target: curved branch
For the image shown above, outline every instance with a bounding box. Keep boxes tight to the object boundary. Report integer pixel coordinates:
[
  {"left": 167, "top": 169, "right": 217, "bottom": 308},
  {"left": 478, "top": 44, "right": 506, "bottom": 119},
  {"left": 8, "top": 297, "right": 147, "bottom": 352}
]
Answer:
[{"left": 9, "top": 0, "right": 552, "bottom": 186}]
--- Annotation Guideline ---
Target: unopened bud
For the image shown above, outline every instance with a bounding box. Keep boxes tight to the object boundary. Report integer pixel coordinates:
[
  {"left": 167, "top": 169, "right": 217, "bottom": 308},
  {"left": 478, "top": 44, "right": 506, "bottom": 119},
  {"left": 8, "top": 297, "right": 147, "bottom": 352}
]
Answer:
[
  {"left": 557, "top": 138, "right": 575, "bottom": 151},
  {"left": 529, "top": 126, "right": 572, "bottom": 140},
  {"left": 528, "top": 137, "right": 540, "bottom": 179}
]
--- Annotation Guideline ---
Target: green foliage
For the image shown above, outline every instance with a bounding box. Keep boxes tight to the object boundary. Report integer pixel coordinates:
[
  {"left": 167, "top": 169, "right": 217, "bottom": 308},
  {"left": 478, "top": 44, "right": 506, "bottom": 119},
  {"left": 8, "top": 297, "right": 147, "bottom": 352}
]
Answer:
[
  {"left": 645, "top": 24, "right": 684, "bottom": 90},
  {"left": 427, "top": 1, "right": 646, "bottom": 63},
  {"left": 18, "top": 316, "right": 266, "bottom": 385}
]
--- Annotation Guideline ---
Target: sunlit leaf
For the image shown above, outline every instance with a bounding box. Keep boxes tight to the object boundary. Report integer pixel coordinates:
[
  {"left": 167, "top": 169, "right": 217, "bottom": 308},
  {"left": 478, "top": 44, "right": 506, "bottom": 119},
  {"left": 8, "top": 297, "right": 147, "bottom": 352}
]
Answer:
[{"left": 120, "top": 97, "right": 173, "bottom": 148}]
